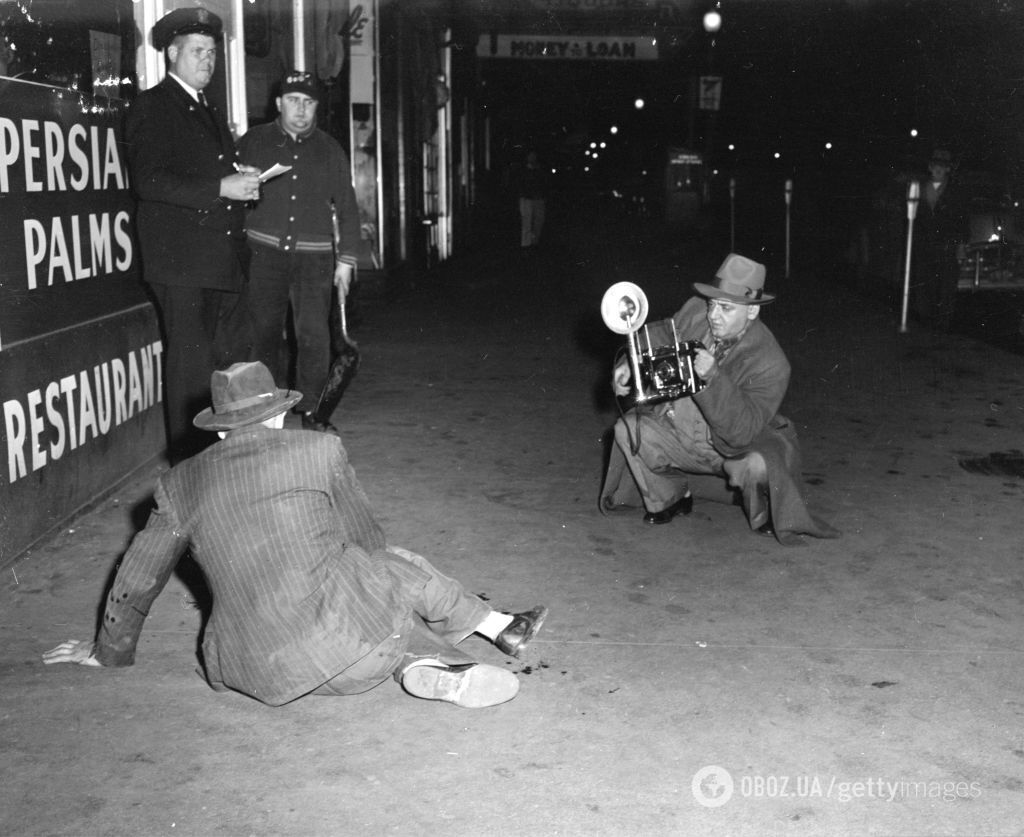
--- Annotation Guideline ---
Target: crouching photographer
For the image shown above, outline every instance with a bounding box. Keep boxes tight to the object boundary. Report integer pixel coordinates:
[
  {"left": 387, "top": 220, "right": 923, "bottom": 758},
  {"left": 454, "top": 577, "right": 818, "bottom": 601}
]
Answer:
[{"left": 600, "top": 253, "right": 838, "bottom": 546}]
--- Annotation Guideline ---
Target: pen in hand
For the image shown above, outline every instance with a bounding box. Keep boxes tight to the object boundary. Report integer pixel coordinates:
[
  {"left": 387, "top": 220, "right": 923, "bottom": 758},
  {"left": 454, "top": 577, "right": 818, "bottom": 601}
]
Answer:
[{"left": 230, "top": 164, "right": 261, "bottom": 201}]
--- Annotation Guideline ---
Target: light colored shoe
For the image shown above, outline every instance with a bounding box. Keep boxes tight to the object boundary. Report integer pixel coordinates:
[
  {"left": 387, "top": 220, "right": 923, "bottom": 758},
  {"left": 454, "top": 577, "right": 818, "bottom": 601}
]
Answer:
[{"left": 401, "top": 663, "right": 520, "bottom": 708}]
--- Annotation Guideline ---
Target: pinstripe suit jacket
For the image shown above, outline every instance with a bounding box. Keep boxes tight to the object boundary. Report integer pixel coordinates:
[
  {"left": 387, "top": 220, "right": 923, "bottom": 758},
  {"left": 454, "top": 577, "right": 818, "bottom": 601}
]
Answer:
[{"left": 94, "top": 427, "right": 429, "bottom": 705}]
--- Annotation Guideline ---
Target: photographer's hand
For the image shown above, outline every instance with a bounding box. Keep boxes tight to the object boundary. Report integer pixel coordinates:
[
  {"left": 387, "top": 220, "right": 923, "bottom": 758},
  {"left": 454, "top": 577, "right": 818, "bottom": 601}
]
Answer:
[
  {"left": 693, "top": 348, "right": 718, "bottom": 382},
  {"left": 612, "top": 360, "right": 632, "bottom": 397}
]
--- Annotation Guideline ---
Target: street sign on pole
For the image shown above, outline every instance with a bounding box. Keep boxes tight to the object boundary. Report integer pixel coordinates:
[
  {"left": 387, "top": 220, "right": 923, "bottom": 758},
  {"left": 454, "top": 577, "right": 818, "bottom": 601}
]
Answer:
[{"left": 699, "top": 76, "right": 722, "bottom": 111}]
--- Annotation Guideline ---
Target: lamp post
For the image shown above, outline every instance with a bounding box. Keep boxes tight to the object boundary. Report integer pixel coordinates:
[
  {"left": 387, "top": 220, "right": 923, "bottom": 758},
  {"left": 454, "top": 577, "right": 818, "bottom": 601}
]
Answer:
[
  {"left": 900, "top": 180, "right": 921, "bottom": 333},
  {"left": 729, "top": 176, "right": 736, "bottom": 250},
  {"left": 784, "top": 178, "right": 793, "bottom": 279},
  {"left": 700, "top": 5, "right": 722, "bottom": 205}
]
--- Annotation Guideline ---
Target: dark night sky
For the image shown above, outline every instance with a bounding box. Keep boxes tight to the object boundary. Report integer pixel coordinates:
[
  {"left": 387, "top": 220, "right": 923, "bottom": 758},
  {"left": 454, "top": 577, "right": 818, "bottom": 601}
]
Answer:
[{"left": 477, "top": 0, "right": 1024, "bottom": 180}]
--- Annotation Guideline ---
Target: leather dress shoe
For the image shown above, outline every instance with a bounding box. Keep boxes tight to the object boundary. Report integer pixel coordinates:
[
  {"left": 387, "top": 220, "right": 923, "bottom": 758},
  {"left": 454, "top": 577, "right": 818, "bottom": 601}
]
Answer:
[
  {"left": 494, "top": 605, "right": 549, "bottom": 657},
  {"left": 299, "top": 411, "right": 340, "bottom": 436},
  {"left": 643, "top": 494, "right": 694, "bottom": 525},
  {"left": 401, "top": 663, "right": 520, "bottom": 708}
]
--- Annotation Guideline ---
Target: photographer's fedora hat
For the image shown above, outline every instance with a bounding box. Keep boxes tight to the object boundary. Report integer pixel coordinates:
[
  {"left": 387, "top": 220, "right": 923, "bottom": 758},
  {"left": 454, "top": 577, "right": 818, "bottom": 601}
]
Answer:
[
  {"left": 193, "top": 362, "right": 301, "bottom": 431},
  {"left": 693, "top": 253, "right": 774, "bottom": 305}
]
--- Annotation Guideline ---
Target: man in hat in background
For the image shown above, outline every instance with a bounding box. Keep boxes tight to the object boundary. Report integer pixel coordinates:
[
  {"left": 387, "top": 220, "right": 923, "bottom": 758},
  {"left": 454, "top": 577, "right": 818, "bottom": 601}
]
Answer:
[
  {"left": 238, "top": 70, "right": 362, "bottom": 435},
  {"left": 127, "top": 7, "right": 263, "bottom": 462},
  {"left": 601, "top": 254, "right": 837, "bottom": 545},
  {"left": 42, "top": 361, "right": 548, "bottom": 708},
  {"left": 911, "top": 147, "right": 966, "bottom": 330}
]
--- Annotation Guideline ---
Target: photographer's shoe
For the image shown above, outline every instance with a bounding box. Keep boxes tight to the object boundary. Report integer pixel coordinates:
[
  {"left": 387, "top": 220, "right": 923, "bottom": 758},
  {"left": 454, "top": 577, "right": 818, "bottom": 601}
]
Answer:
[
  {"left": 401, "top": 663, "right": 520, "bottom": 708},
  {"left": 643, "top": 493, "right": 694, "bottom": 525},
  {"left": 494, "top": 606, "right": 549, "bottom": 657}
]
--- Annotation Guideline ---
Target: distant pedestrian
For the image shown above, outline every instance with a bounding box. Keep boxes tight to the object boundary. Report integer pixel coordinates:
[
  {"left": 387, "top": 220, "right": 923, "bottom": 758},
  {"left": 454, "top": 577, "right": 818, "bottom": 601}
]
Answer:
[
  {"left": 514, "top": 149, "right": 549, "bottom": 250},
  {"left": 911, "top": 147, "right": 966, "bottom": 330},
  {"left": 238, "top": 70, "right": 361, "bottom": 435}
]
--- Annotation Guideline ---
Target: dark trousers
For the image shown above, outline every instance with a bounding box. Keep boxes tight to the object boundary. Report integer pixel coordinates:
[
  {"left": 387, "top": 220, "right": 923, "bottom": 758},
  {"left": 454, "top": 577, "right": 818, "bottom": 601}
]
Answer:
[
  {"left": 911, "top": 242, "right": 959, "bottom": 330},
  {"left": 147, "top": 283, "right": 249, "bottom": 461},
  {"left": 247, "top": 245, "right": 334, "bottom": 413}
]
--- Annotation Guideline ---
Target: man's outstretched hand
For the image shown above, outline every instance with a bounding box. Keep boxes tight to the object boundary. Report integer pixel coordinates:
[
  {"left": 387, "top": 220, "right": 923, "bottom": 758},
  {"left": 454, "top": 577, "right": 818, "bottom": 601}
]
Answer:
[{"left": 42, "top": 639, "right": 101, "bottom": 667}]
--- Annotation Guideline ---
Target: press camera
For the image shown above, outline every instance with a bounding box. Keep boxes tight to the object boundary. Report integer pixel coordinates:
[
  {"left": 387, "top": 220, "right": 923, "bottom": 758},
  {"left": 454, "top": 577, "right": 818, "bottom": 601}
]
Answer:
[{"left": 600, "top": 282, "right": 706, "bottom": 406}]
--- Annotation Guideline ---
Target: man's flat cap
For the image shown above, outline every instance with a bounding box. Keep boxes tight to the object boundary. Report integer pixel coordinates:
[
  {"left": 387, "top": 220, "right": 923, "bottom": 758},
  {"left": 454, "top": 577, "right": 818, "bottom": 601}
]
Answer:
[{"left": 152, "top": 7, "right": 223, "bottom": 50}]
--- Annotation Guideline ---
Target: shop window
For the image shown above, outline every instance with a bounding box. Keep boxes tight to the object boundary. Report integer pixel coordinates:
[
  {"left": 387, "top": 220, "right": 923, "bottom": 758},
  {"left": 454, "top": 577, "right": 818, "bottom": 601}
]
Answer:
[{"left": 0, "top": 0, "right": 136, "bottom": 98}]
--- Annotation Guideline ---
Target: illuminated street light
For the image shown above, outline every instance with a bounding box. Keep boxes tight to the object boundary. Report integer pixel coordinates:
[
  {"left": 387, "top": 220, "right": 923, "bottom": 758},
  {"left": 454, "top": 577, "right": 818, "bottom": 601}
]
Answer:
[
  {"left": 634, "top": 98, "right": 645, "bottom": 110},
  {"left": 610, "top": 125, "right": 619, "bottom": 135},
  {"left": 703, "top": 8, "right": 722, "bottom": 33}
]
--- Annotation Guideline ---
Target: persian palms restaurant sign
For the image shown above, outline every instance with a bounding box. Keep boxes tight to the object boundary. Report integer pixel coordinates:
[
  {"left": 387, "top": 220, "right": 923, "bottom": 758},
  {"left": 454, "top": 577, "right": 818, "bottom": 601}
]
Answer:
[
  {"left": 0, "top": 78, "right": 164, "bottom": 566},
  {"left": 477, "top": 34, "right": 659, "bottom": 61}
]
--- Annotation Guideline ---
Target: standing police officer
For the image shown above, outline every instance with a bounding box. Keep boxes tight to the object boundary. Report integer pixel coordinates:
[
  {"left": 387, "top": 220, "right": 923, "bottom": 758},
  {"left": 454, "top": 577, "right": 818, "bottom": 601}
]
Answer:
[{"left": 126, "top": 7, "right": 261, "bottom": 461}]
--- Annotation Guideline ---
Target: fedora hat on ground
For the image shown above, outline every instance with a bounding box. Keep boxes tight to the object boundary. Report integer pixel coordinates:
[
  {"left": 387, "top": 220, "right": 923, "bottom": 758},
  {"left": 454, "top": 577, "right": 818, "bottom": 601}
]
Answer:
[
  {"left": 693, "top": 253, "right": 774, "bottom": 305},
  {"left": 193, "top": 362, "right": 301, "bottom": 431}
]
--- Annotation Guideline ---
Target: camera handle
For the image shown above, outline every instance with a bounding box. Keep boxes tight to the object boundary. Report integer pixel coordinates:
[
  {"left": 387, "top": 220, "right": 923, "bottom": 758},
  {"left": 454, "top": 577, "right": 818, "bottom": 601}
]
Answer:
[{"left": 612, "top": 345, "right": 649, "bottom": 456}]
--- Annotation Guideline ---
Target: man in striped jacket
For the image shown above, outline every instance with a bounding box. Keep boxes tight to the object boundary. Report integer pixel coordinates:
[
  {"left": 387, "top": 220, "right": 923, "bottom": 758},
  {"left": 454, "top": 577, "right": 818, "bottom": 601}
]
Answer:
[{"left": 43, "top": 362, "right": 547, "bottom": 708}]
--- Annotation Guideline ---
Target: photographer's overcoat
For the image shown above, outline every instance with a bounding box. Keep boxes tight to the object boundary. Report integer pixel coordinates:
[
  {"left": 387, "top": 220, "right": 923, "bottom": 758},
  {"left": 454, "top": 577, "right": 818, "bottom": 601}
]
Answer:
[{"left": 602, "top": 296, "right": 837, "bottom": 544}]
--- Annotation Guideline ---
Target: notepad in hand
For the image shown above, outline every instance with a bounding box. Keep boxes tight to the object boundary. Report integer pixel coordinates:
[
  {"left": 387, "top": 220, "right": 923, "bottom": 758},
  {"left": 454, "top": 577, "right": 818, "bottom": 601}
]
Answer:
[{"left": 259, "top": 163, "right": 292, "bottom": 182}]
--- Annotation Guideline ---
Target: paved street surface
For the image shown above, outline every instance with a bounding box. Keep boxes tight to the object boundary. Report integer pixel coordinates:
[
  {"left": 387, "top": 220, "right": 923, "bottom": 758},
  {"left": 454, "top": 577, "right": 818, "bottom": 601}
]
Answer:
[{"left": 3, "top": 197, "right": 1024, "bottom": 837}]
